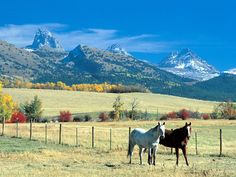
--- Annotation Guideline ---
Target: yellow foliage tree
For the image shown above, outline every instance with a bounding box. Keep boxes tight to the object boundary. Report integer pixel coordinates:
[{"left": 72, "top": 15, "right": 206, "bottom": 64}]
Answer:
[{"left": 0, "top": 82, "right": 16, "bottom": 135}]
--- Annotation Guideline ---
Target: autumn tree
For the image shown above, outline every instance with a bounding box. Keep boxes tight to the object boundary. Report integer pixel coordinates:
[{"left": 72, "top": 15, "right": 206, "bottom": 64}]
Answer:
[
  {"left": 129, "top": 98, "right": 139, "bottom": 120},
  {"left": 111, "top": 96, "right": 124, "bottom": 121},
  {"left": 0, "top": 82, "right": 16, "bottom": 135}
]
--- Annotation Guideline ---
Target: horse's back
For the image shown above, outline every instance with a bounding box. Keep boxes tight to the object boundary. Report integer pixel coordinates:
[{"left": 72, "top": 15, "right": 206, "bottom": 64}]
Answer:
[{"left": 131, "top": 128, "right": 146, "bottom": 137}]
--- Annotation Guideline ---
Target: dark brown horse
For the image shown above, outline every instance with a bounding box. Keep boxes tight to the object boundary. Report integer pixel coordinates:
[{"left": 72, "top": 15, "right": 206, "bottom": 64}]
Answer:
[{"left": 147, "top": 122, "right": 192, "bottom": 166}]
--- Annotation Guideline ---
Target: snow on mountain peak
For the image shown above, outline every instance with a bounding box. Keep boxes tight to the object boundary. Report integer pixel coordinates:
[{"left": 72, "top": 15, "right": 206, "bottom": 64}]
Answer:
[
  {"left": 224, "top": 68, "right": 236, "bottom": 75},
  {"left": 158, "top": 48, "right": 220, "bottom": 81},
  {"left": 26, "top": 28, "right": 64, "bottom": 51},
  {"left": 106, "top": 44, "right": 131, "bottom": 56}
]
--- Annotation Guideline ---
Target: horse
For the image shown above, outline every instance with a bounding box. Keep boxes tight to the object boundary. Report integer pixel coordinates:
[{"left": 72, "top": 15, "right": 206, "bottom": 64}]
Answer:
[
  {"left": 127, "top": 122, "right": 165, "bottom": 165},
  {"left": 147, "top": 122, "right": 192, "bottom": 166}
]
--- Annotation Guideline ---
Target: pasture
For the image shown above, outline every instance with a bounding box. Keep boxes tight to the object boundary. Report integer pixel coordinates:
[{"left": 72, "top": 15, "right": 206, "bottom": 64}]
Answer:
[
  {"left": 1, "top": 120, "right": 236, "bottom": 177},
  {"left": 3, "top": 88, "right": 217, "bottom": 117}
]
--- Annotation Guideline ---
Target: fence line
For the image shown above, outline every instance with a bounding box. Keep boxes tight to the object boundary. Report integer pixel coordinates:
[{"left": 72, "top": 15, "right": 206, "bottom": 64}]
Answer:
[{"left": 0, "top": 122, "right": 234, "bottom": 156}]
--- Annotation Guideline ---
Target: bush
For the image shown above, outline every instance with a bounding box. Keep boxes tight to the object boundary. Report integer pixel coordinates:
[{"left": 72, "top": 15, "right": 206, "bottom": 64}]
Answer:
[
  {"left": 99, "top": 112, "right": 109, "bottom": 122},
  {"left": 202, "top": 113, "right": 210, "bottom": 120},
  {"left": 167, "top": 111, "right": 177, "bottom": 119},
  {"left": 10, "top": 111, "right": 26, "bottom": 123},
  {"left": 178, "top": 109, "right": 190, "bottom": 120},
  {"left": 84, "top": 115, "right": 92, "bottom": 122},
  {"left": 212, "top": 101, "right": 236, "bottom": 119},
  {"left": 59, "top": 111, "right": 72, "bottom": 122},
  {"left": 73, "top": 115, "right": 84, "bottom": 122},
  {"left": 190, "top": 111, "right": 201, "bottom": 119},
  {"left": 160, "top": 114, "right": 167, "bottom": 120},
  {"left": 35, "top": 117, "right": 49, "bottom": 123},
  {"left": 20, "top": 96, "right": 43, "bottom": 122}
]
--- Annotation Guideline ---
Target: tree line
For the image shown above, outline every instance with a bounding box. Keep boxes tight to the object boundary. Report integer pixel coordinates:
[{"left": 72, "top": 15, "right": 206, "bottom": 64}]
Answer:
[{"left": 1, "top": 78, "right": 148, "bottom": 93}]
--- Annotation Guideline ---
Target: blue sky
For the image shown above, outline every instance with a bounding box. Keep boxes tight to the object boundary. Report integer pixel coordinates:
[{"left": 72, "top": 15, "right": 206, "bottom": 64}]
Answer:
[{"left": 0, "top": 0, "right": 235, "bottom": 71}]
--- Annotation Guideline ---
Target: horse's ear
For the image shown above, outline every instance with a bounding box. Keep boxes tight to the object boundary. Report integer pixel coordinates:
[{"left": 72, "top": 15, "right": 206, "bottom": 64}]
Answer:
[
  {"left": 185, "top": 122, "right": 188, "bottom": 126},
  {"left": 163, "top": 122, "right": 165, "bottom": 125},
  {"left": 188, "top": 122, "right": 191, "bottom": 126},
  {"left": 158, "top": 122, "right": 160, "bottom": 126}
]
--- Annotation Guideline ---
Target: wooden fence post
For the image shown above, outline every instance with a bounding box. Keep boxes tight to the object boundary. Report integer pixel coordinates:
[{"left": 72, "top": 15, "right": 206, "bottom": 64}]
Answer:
[
  {"left": 171, "top": 129, "right": 173, "bottom": 154},
  {"left": 59, "top": 124, "right": 62, "bottom": 144},
  {"left": 195, "top": 132, "right": 198, "bottom": 155},
  {"left": 16, "top": 122, "right": 19, "bottom": 138},
  {"left": 110, "top": 128, "right": 112, "bottom": 150},
  {"left": 157, "top": 108, "right": 159, "bottom": 120},
  {"left": 30, "top": 119, "right": 32, "bottom": 140},
  {"left": 76, "top": 127, "right": 79, "bottom": 147},
  {"left": 2, "top": 117, "right": 5, "bottom": 136},
  {"left": 220, "top": 129, "right": 222, "bottom": 156},
  {"left": 92, "top": 126, "right": 95, "bottom": 148},
  {"left": 45, "top": 123, "right": 48, "bottom": 144}
]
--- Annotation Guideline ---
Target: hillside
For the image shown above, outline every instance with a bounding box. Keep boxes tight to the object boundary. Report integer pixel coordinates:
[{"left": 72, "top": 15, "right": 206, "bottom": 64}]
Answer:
[
  {"left": 3, "top": 88, "right": 217, "bottom": 117},
  {"left": 62, "top": 45, "right": 191, "bottom": 90},
  {"left": 0, "top": 40, "right": 50, "bottom": 80}
]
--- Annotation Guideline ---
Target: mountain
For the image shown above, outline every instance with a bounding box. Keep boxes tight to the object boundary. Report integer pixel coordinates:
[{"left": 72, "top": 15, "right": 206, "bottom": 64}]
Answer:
[
  {"left": 158, "top": 48, "right": 220, "bottom": 81},
  {"left": 25, "top": 29, "right": 68, "bottom": 62},
  {"left": 193, "top": 73, "right": 236, "bottom": 101},
  {"left": 62, "top": 44, "right": 191, "bottom": 90},
  {"left": 1, "top": 37, "right": 235, "bottom": 101},
  {"left": 0, "top": 40, "right": 54, "bottom": 80},
  {"left": 26, "top": 28, "right": 64, "bottom": 51},
  {"left": 224, "top": 68, "right": 236, "bottom": 75},
  {"left": 106, "top": 44, "right": 131, "bottom": 56}
]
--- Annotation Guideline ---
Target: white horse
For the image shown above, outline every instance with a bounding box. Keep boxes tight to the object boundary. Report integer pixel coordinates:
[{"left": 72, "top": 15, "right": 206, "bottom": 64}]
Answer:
[{"left": 127, "top": 122, "right": 165, "bottom": 165}]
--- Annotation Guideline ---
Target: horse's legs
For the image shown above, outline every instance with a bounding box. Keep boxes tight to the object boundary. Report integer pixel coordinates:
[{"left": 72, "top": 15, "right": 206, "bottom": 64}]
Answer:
[
  {"left": 182, "top": 146, "right": 189, "bottom": 166},
  {"left": 152, "top": 147, "right": 157, "bottom": 166},
  {"left": 175, "top": 147, "right": 179, "bottom": 166},
  {"left": 139, "top": 147, "right": 143, "bottom": 165},
  {"left": 148, "top": 148, "right": 152, "bottom": 165}
]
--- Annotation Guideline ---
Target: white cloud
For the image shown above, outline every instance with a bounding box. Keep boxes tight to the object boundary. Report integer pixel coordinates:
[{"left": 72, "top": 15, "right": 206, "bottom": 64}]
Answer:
[{"left": 0, "top": 23, "right": 178, "bottom": 53}]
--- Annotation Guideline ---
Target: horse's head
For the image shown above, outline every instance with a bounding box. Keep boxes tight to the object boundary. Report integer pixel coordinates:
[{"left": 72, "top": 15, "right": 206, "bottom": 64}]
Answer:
[
  {"left": 157, "top": 122, "right": 165, "bottom": 139},
  {"left": 184, "top": 122, "right": 192, "bottom": 139}
]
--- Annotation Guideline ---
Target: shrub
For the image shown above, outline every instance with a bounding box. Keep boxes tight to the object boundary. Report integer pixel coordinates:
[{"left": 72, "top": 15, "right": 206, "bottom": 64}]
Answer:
[
  {"left": 59, "top": 111, "right": 72, "bottom": 122},
  {"left": 10, "top": 111, "right": 26, "bottom": 123},
  {"left": 160, "top": 114, "right": 167, "bottom": 120},
  {"left": 73, "top": 115, "right": 84, "bottom": 122},
  {"left": 202, "top": 114, "right": 210, "bottom": 120},
  {"left": 212, "top": 101, "right": 236, "bottom": 119},
  {"left": 99, "top": 112, "right": 109, "bottom": 122},
  {"left": 20, "top": 96, "right": 43, "bottom": 122},
  {"left": 178, "top": 109, "right": 190, "bottom": 120},
  {"left": 167, "top": 111, "right": 177, "bottom": 119},
  {"left": 190, "top": 111, "right": 201, "bottom": 119},
  {"left": 35, "top": 117, "right": 48, "bottom": 123},
  {"left": 84, "top": 115, "right": 92, "bottom": 122}
]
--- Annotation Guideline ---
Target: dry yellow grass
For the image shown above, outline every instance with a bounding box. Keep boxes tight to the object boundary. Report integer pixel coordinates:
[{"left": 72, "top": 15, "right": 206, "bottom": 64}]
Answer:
[
  {"left": 0, "top": 120, "right": 236, "bottom": 177},
  {"left": 3, "top": 88, "right": 217, "bottom": 117}
]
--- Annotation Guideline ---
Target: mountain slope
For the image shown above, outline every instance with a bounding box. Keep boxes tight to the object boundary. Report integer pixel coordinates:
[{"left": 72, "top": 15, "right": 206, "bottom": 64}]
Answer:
[
  {"left": 0, "top": 40, "right": 52, "bottom": 80},
  {"left": 62, "top": 45, "right": 191, "bottom": 90},
  {"left": 158, "top": 49, "right": 220, "bottom": 81}
]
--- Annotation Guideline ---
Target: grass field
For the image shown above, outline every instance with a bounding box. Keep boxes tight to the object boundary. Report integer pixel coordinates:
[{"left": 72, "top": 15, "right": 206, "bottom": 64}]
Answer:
[
  {"left": 1, "top": 120, "right": 236, "bottom": 177},
  {"left": 3, "top": 88, "right": 218, "bottom": 117}
]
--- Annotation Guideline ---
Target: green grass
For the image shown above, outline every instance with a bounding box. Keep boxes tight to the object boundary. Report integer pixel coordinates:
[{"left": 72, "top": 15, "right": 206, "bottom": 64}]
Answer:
[{"left": 3, "top": 88, "right": 218, "bottom": 117}]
